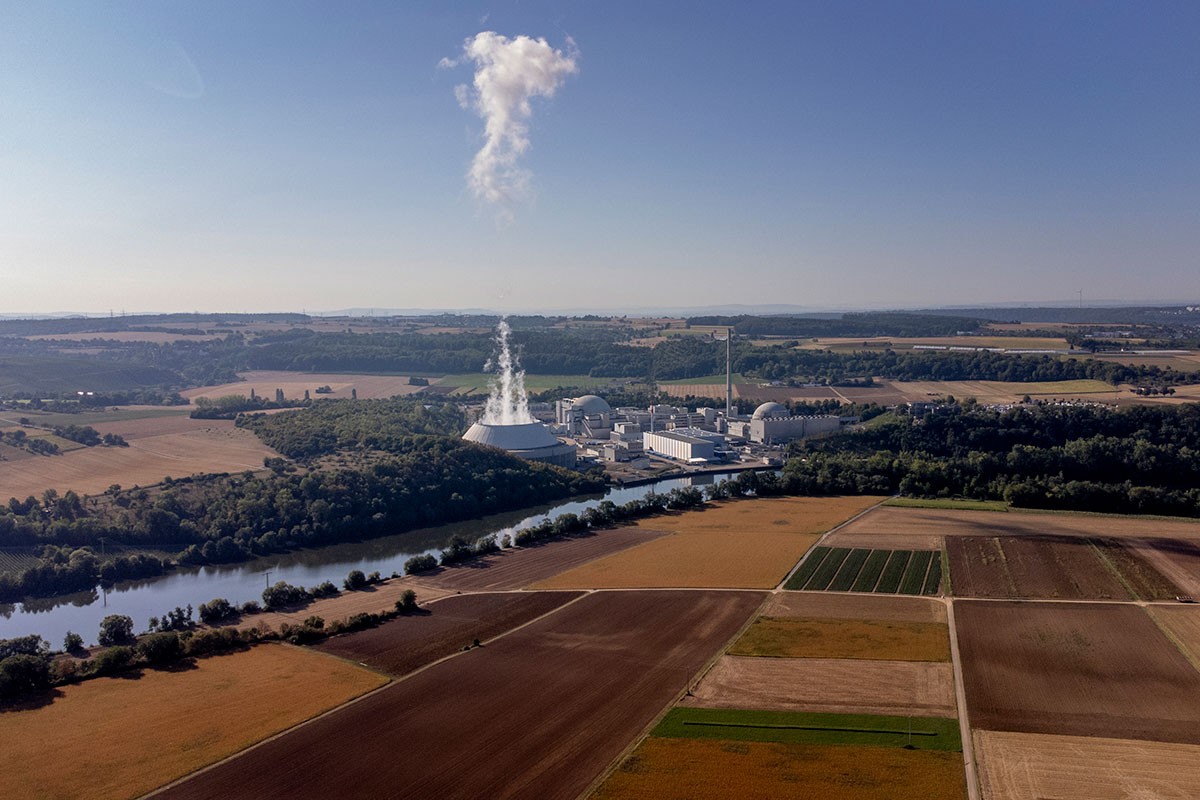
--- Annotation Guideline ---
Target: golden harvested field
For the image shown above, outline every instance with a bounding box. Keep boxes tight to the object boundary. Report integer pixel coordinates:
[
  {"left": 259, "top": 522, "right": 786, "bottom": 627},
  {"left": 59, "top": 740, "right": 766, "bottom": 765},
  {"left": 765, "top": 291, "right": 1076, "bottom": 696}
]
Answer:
[
  {"left": 763, "top": 591, "right": 947, "bottom": 623},
  {"left": 181, "top": 370, "right": 428, "bottom": 402},
  {"left": 889, "top": 378, "right": 1117, "bottom": 403},
  {"left": 0, "top": 420, "right": 277, "bottom": 498},
  {"left": 829, "top": 505, "right": 1200, "bottom": 550},
  {"left": 592, "top": 737, "right": 966, "bottom": 800},
  {"left": 532, "top": 496, "right": 882, "bottom": 590},
  {"left": 729, "top": 616, "right": 950, "bottom": 661},
  {"left": 683, "top": 655, "right": 956, "bottom": 717},
  {"left": 0, "top": 644, "right": 386, "bottom": 800},
  {"left": 974, "top": 730, "right": 1200, "bottom": 800}
]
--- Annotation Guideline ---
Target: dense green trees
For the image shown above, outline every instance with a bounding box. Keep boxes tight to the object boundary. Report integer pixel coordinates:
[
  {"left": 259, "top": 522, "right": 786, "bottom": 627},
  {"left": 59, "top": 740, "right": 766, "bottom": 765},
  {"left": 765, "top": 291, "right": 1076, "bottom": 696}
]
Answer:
[{"left": 781, "top": 402, "right": 1200, "bottom": 516}]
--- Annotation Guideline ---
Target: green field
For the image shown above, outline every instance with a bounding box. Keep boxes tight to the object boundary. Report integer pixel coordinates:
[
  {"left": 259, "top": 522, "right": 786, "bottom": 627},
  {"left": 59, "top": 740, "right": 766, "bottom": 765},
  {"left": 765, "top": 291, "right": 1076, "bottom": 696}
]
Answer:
[
  {"left": 883, "top": 497, "right": 1009, "bottom": 512},
  {"left": 653, "top": 708, "right": 962, "bottom": 751},
  {"left": 787, "top": 546, "right": 940, "bottom": 596}
]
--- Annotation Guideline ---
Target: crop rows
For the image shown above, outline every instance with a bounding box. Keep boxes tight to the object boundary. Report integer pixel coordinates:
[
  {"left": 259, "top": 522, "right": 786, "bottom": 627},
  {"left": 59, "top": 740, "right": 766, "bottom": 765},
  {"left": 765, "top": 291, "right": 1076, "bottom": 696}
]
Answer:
[{"left": 787, "top": 546, "right": 941, "bottom": 595}]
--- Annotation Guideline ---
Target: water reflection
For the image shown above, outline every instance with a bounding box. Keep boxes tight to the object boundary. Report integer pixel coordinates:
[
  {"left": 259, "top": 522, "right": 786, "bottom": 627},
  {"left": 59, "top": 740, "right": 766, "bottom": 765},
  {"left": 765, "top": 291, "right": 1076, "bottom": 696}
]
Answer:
[{"left": 0, "top": 472, "right": 749, "bottom": 646}]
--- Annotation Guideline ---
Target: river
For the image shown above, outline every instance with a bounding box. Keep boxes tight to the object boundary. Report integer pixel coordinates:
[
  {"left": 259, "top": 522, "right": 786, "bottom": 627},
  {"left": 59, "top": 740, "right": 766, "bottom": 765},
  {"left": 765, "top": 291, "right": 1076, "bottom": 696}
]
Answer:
[{"left": 0, "top": 472, "right": 742, "bottom": 647}]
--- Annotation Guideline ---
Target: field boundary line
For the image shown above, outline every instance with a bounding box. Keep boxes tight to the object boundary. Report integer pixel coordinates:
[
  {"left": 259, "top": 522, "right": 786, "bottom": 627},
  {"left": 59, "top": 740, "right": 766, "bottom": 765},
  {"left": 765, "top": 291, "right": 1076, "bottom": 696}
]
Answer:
[
  {"left": 945, "top": 599, "right": 980, "bottom": 800},
  {"left": 143, "top": 592, "right": 590, "bottom": 799},
  {"left": 140, "top": 642, "right": 397, "bottom": 799},
  {"left": 776, "top": 495, "right": 895, "bottom": 591},
  {"left": 1143, "top": 606, "right": 1200, "bottom": 673},
  {"left": 574, "top": 589, "right": 772, "bottom": 800}
]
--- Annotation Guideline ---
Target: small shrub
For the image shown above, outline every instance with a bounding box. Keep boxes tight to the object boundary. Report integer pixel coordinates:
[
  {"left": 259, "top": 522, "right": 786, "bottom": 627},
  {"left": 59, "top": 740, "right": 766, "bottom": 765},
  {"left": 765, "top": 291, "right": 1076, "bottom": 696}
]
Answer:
[
  {"left": 311, "top": 581, "right": 339, "bottom": 598},
  {"left": 240, "top": 600, "right": 262, "bottom": 615},
  {"left": 303, "top": 616, "right": 324, "bottom": 630},
  {"left": 404, "top": 553, "right": 438, "bottom": 574},
  {"left": 396, "top": 589, "right": 418, "bottom": 613}
]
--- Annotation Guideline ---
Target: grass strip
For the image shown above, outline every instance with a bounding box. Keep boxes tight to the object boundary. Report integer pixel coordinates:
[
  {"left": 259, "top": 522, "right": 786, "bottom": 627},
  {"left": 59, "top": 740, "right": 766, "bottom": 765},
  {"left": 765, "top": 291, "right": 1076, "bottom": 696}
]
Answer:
[
  {"left": 828, "top": 548, "right": 870, "bottom": 591},
  {"left": 804, "top": 548, "right": 851, "bottom": 590},
  {"left": 784, "top": 546, "right": 831, "bottom": 590},
  {"left": 875, "top": 550, "right": 912, "bottom": 593},
  {"left": 654, "top": 708, "right": 962, "bottom": 751}
]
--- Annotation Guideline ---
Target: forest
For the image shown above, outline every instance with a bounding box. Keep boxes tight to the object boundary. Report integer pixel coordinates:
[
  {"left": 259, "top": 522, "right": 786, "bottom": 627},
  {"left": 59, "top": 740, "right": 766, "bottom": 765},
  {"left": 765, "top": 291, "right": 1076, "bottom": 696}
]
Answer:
[{"left": 779, "top": 402, "right": 1200, "bottom": 516}]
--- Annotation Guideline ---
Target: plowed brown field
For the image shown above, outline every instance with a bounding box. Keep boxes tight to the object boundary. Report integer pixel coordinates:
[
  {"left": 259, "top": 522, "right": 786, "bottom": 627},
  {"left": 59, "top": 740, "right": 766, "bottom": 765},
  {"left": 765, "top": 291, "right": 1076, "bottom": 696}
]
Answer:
[
  {"left": 946, "top": 536, "right": 1130, "bottom": 599},
  {"left": 408, "top": 528, "right": 669, "bottom": 591},
  {"left": 1128, "top": 537, "right": 1200, "bottom": 596},
  {"left": 592, "top": 737, "right": 967, "bottom": 800},
  {"left": 1147, "top": 606, "right": 1200, "bottom": 668},
  {"left": 683, "top": 655, "right": 956, "bottom": 717},
  {"left": 533, "top": 496, "right": 882, "bottom": 590},
  {"left": 158, "top": 590, "right": 766, "bottom": 800},
  {"left": 315, "top": 591, "right": 582, "bottom": 675},
  {"left": 0, "top": 645, "right": 385, "bottom": 800},
  {"left": 765, "top": 591, "right": 946, "bottom": 623},
  {"left": 956, "top": 601, "right": 1200, "bottom": 743},
  {"left": 974, "top": 730, "right": 1200, "bottom": 800}
]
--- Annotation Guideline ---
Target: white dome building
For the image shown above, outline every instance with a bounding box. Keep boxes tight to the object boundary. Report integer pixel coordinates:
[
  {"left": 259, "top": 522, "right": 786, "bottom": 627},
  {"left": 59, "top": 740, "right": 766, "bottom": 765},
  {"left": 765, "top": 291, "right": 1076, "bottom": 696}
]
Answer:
[
  {"left": 573, "top": 394, "right": 612, "bottom": 415},
  {"left": 462, "top": 421, "right": 577, "bottom": 468},
  {"left": 752, "top": 402, "right": 790, "bottom": 420}
]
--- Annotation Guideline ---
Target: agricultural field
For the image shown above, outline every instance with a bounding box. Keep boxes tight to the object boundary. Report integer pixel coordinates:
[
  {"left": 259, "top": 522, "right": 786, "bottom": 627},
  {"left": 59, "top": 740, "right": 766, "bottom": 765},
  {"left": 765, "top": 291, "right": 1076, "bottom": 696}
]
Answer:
[
  {"left": 683, "top": 655, "right": 956, "bottom": 718},
  {"left": 592, "top": 736, "right": 966, "bottom": 800},
  {"left": 785, "top": 546, "right": 941, "bottom": 595},
  {"left": 181, "top": 370, "right": 430, "bottom": 402},
  {"left": 409, "top": 528, "right": 670, "bottom": 592},
  {"left": 827, "top": 504, "right": 1200, "bottom": 550},
  {"left": 532, "top": 496, "right": 882, "bottom": 590},
  {"left": 1146, "top": 606, "right": 1200, "bottom": 668},
  {"left": 431, "top": 372, "right": 613, "bottom": 393},
  {"left": 0, "top": 417, "right": 278, "bottom": 499},
  {"left": 25, "top": 330, "right": 221, "bottom": 343},
  {"left": 974, "top": 730, "right": 1200, "bottom": 800},
  {"left": 955, "top": 601, "right": 1200, "bottom": 743},
  {"left": 883, "top": 497, "right": 1009, "bottom": 512},
  {"left": 0, "top": 644, "right": 387, "bottom": 800},
  {"left": 654, "top": 706, "right": 961, "bottom": 749},
  {"left": 729, "top": 616, "right": 950, "bottom": 661},
  {"left": 314, "top": 590, "right": 582, "bottom": 675},
  {"left": 761, "top": 590, "right": 947, "bottom": 624},
  {"left": 159, "top": 590, "right": 766, "bottom": 800},
  {"left": 1126, "top": 537, "right": 1200, "bottom": 596},
  {"left": 946, "top": 535, "right": 1180, "bottom": 600}
]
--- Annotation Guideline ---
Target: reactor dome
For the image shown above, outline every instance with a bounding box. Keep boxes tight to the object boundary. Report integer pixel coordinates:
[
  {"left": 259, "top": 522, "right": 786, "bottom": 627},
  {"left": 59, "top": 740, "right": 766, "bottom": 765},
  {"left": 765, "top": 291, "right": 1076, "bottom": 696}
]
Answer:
[
  {"left": 752, "top": 402, "right": 790, "bottom": 420},
  {"left": 573, "top": 394, "right": 612, "bottom": 414},
  {"left": 462, "top": 421, "right": 577, "bottom": 468}
]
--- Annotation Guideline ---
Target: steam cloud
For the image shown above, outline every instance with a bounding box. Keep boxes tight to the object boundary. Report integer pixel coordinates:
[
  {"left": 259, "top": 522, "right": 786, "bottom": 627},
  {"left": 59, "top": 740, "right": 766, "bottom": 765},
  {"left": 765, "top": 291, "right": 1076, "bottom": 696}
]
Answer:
[
  {"left": 481, "top": 319, "right": 534, "bottom": 425},
  {"left": 441, "top": 32, "right": 578, "bottom": 214}
]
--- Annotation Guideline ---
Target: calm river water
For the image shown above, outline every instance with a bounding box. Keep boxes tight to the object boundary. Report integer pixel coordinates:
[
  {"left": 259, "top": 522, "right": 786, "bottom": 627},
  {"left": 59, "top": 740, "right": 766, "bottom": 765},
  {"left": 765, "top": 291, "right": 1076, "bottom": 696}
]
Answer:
[{"left": 0, "top": 473, "right": 737, "bottom": 646}]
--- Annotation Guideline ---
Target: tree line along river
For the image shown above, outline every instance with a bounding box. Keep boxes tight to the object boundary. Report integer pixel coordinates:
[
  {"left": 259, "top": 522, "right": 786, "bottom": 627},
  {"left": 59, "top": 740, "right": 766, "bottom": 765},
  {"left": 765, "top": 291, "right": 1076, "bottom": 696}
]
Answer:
[{"left": 0, "top": 473, "right": 732, "bottom": 647}]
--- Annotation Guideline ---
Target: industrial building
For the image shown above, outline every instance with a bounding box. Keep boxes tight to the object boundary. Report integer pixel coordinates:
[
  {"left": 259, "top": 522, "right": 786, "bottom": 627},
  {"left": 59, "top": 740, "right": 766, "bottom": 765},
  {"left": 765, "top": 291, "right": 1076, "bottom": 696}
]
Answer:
[
  {"left": 462, "top": 421, "right": 577, "bottom": 468},
  {"left": 642, "top": 427, "right": 727, "bottom": 464},
  {"left": 725, "top": 402, "right": 841, "bottom": 444},
  {"left": 555, "top": 394, "right": 614, "bottom": 438}
]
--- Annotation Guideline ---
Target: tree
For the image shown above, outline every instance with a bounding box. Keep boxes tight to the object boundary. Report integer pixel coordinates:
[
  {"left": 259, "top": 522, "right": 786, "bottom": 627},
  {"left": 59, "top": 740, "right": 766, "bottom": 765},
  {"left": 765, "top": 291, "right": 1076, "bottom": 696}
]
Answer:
[
  {"left": 137, "top": 632, "right": 183, "bottom": 665},
  {"left": 97, "top": 614, "right": 134, "bottom": 647},
  {"left": 396, "top": 589, "right": 418, "bottom": 613},
  {"left": 63, "top": 631, "right": 84, "bottom": 653},
  {"left": 343, "top": 569, "right": 367, "bottom": 590}
]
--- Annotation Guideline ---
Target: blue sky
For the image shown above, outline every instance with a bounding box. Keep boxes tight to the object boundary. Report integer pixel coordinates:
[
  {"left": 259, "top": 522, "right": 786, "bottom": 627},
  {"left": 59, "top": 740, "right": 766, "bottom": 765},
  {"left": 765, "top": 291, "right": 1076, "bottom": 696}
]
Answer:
[{"left": 1, "top": 1, "right": 1197, "bottom": 314}]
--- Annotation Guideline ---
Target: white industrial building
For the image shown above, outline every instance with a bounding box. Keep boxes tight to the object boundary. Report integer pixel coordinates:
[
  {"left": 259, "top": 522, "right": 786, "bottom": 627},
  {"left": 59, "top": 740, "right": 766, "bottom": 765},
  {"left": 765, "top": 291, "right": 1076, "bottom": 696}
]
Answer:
[
  {"left": 725, "top": 402, "right": 841, "bottom": 444},
  {"left": 555, "top": 394, "right": 614, "bottom": 438},
  {"left": 642, "top": 427, "right": 726, "bottom": 464}
]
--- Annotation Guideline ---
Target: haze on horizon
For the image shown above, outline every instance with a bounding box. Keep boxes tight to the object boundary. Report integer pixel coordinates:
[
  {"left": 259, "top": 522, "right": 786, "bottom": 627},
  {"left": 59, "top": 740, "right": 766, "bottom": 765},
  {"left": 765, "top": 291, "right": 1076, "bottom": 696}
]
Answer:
[{"left": 2, "top": 1, "right": 1197, "bottom": 315}]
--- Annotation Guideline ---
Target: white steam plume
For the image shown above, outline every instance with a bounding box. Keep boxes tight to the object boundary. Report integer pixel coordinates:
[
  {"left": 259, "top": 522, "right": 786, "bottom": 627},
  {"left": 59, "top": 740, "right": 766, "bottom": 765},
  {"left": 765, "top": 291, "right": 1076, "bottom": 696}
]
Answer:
[
  {"left": 440, "top": 32, "right": 578, "bottom": 215},
  {"left": 482, "top": 319, "right": 534, "bottom": 425}
]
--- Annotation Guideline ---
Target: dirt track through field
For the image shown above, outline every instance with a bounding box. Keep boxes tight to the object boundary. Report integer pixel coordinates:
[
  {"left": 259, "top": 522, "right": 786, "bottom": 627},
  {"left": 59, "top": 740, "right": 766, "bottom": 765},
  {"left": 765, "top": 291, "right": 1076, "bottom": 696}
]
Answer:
[
  {"left": 955, "top": 601, "right": 1200, "bottom": 744},
  {"left": 156, "top": 590, "right": 766, "bottom": 800},
  {"left": 974, "top": 730, "right": 1200, "bottom": 800},
  {"left": 682, "top": 655, "right": 956, "bottom": 717}
]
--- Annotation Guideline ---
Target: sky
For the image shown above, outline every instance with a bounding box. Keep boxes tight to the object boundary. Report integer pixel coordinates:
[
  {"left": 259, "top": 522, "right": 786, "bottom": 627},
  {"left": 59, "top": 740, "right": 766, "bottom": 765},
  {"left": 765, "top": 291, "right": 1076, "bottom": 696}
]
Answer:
[{"left": 1, "top": 1, "right": 1197, "bottom": 314}]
